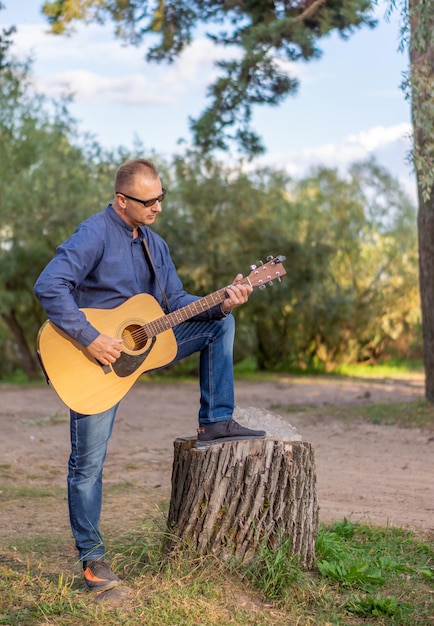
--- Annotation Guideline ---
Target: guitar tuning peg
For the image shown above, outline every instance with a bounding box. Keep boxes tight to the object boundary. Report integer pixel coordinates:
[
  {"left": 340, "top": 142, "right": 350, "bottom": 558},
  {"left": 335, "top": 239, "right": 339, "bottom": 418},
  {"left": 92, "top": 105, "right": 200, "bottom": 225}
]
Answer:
[
  {"left": 250, "top": 264, "right": 257, "bottom": 271},
  {"left": 268, "top": 280, "right": 274, "bottom": 287},
  {"left": 266, "top": 255, "right": 274, "bottom": 262},
  {"left": 259, "top": 284, "right": 266, "bottom": 290},
  {"left": 259, "top": 260, "right": 264, "bottom": 266}
]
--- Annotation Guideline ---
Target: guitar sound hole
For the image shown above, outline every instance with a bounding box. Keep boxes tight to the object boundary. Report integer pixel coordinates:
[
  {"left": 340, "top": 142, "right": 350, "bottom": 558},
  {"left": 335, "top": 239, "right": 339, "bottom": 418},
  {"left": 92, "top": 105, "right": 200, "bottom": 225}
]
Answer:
[{"left": 122, "top": 324, "right": 148, "bottom": 351}]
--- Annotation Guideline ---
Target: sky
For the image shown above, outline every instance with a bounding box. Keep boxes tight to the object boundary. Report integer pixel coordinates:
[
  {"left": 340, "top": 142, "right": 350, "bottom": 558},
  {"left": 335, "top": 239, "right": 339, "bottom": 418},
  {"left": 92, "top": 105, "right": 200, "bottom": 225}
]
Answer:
[{"left": 1, "top": 1, "right": 416, "bottom": 200}]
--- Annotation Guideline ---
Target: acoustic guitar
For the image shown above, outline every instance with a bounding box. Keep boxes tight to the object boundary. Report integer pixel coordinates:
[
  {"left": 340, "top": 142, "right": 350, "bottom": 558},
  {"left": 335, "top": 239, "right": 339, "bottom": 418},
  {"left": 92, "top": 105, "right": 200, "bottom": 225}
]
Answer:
[{"left": 37, "top": 255, "right": 286, "bottom": 414}]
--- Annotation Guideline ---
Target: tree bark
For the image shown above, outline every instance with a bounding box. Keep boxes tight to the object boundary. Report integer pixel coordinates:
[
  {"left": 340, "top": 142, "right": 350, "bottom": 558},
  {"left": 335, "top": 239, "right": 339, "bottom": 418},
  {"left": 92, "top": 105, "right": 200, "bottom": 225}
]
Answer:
[
  {"left": 167, "top": 436, "right": 318, "bottom": 569},
  {"left": 1, "top": 310, "right": 40, "bottom": 379},
  {"left": 409, "top": 0, "right": 434, "bottom": 400},
  {"left": 417, "top": 185, "right": 434, "bottom": 401}
]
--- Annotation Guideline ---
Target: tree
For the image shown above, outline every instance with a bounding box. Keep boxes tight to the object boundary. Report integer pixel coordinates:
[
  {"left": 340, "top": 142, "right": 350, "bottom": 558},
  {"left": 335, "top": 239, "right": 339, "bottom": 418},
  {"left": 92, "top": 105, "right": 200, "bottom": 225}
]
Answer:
[
  {"left": 153, "top": 153, "right": 419, "bottom": 372},
  {"left": 248, "top": 161, "right": 419, "bottom": 370},
  {"left": 0, "top": 5, "right": 420, "bottom": 378},
  {"left": 38, "top": 0, "right": 434, "bottom": 399},
  {"left": 41, "top": 0, "right": 376, "bottom": 155},
  {"left": 403, "top": 0, "right": 434, "bottom": 400},
  {"left": 0, "top": 17, "right": 120, "bottom": 378}
]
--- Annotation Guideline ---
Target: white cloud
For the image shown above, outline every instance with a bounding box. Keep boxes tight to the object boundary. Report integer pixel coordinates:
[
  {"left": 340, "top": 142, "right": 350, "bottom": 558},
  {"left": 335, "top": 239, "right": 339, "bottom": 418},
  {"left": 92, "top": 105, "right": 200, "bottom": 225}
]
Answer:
[
  {"left": 346, "top": 124, "right": 411, "bottom": 152},
  {"left": 36, "top": 70, "right": 173, "bottom": 105},
  {"left": 250, "top": 123, "right": 416, "bottom": 200},
  {"left": 256, "top": 123, "right": 412, "bottom": 173},
  {"left": 8, "top": 22, "right": 244, "bottom": 105},
  {"left": 7, "top": 23, "right": 123, "bottom": 64},
  {"left": 8, "top": 20, "right": 305, "bottom": 106}
]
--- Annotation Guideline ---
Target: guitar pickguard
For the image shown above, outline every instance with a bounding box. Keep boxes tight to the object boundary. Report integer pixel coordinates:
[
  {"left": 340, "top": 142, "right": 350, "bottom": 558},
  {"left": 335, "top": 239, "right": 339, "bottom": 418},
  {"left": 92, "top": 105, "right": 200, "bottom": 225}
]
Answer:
[{"left": 111, "top": 336, "right": 157, "bottom": 377}]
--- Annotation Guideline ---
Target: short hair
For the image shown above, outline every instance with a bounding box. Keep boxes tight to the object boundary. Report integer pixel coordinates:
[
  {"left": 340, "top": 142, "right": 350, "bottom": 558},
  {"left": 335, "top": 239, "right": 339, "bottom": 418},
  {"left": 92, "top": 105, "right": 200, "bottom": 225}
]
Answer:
[{"left": 115, "top": 159, "right": 159, "bottom": 192}]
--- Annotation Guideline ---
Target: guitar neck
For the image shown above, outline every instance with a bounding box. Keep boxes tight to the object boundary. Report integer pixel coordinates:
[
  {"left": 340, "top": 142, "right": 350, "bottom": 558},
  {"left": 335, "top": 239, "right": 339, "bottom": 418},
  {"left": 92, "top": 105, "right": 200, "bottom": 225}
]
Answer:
[
  {"left": 139, "top": 254, "right": 287, "bottom": 339},
  {"left": 144, "top": 281, "right": 245, "bottom": 338}
]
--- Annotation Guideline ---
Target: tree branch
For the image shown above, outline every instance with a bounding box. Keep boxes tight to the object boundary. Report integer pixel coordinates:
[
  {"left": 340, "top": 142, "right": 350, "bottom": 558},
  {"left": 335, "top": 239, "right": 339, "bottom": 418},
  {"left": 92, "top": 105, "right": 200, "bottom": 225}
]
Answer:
[{"left": 293, "top": 0, "right": 327, "bottom": 25}]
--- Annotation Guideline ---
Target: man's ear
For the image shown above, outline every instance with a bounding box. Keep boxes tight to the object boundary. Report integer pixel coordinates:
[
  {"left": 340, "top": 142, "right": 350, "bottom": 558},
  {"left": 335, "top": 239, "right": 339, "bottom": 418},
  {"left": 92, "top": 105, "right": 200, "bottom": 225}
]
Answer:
[{"left": 114, "top": 193, "right": 127, "bottom": 210}]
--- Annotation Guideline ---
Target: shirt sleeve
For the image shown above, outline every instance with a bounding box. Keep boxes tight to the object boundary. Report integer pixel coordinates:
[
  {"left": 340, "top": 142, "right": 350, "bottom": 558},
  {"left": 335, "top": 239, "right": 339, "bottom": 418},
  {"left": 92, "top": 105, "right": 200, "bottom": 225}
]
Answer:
[{"left": 34, "top": 223, "right": 104, "bottom": 347}]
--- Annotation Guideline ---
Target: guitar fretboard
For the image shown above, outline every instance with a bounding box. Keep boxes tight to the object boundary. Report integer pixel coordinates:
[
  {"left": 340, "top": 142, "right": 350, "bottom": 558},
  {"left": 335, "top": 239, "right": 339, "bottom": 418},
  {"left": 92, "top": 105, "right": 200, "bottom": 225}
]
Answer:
[{"left": 143, "top": 283, "right": 244, "bottom": 338}]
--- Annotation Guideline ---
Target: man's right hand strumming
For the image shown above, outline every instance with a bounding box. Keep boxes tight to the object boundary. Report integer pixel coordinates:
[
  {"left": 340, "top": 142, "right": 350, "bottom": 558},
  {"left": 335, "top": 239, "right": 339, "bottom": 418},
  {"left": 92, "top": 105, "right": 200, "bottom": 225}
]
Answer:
[{"left": 86, "top": 334, "right": 123, "bottom": 365}]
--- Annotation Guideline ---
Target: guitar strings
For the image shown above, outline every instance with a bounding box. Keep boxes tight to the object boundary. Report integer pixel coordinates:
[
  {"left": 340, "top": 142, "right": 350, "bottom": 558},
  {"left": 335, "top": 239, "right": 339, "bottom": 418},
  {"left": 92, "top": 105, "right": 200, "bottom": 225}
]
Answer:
[
  {"left": 119, "top": 274, "right": 278, "bottom": 348},
  {"left": 119, "top": 272, "right": 282, "bottom": 348},
  {"left": 121, "top": 288, "right": 229, "bottom": 347}
]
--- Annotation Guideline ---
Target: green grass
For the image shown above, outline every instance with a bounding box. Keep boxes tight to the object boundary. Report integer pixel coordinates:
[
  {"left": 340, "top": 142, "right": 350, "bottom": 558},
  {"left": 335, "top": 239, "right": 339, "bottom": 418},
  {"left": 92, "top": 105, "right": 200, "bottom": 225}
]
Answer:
[
  {"left": 0, "top": 505, "right": 432, "bottom": 626},
  {"left": 0, "top": 484, "right": 65, "bottom": 502},
  {"left": 20, "top": 410, "right": 69, "bottom": 427},
  {"left": 236, "top": 357, "right": 424, "bottom": 380},
  {"left": 330, "top": 360, "right": 424, "bottom": 378},
  {"left": 1, "top": 367, "right": 431, "bottom": 623},
  {"left": 0, "top": 357, "right": 424, "bottom": 387},
  {"left": 270, "top": 398, "right": 434, "bottom": 430},
  {"left": 146, "top": 356, "right": 425, "bottom": 383}
]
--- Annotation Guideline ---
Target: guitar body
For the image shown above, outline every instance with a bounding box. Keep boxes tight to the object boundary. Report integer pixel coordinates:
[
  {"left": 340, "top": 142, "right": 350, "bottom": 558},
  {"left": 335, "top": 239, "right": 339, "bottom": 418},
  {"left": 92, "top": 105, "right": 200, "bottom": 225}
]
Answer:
[{"left": 37, "top": 293, "right": 177, "bottom": 414}]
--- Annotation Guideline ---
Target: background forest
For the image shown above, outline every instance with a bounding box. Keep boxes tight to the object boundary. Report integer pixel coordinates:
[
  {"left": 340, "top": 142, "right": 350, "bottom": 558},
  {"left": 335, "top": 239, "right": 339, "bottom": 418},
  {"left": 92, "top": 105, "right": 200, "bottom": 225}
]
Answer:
[{"left": 0, "top": 16, "right": 421, "bottom": 381}]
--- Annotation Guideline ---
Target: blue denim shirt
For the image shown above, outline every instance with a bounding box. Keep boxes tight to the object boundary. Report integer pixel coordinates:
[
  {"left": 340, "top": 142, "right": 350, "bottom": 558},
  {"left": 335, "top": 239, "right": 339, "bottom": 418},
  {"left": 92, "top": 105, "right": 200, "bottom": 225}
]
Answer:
[{"left": 34, "top": 205, "right": 225, "bottom": 347}]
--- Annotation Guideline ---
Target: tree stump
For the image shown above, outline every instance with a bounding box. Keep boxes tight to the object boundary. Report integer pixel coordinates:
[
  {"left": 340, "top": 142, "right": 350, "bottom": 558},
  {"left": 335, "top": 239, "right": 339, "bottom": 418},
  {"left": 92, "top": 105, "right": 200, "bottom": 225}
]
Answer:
[{"left": 167, "top": 407, "right": 318, "bottom": 569}]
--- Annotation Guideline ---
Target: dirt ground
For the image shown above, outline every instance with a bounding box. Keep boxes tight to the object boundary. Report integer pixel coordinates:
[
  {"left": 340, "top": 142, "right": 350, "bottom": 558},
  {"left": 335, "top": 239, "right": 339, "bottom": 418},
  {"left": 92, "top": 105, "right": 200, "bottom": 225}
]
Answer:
[{"left": 1, "top": 374, "right": 433, "bottom": 550}]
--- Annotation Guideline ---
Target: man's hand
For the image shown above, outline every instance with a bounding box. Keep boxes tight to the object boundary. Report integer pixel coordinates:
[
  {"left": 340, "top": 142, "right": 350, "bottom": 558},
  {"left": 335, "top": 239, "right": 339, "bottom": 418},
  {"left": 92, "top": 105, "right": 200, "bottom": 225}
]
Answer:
[
  {"left": 221, "top": 273, "right": 253, "bottom": 313},
  {"left": 85, "top": 334, "right": 123, "bottom": 365}
]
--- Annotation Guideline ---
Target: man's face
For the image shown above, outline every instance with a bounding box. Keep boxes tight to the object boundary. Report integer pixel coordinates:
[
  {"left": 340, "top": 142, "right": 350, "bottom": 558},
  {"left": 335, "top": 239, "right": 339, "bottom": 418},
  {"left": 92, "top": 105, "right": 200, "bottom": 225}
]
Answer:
[{"left": 115, "top": 176, "right": 164, "bottom": 228}]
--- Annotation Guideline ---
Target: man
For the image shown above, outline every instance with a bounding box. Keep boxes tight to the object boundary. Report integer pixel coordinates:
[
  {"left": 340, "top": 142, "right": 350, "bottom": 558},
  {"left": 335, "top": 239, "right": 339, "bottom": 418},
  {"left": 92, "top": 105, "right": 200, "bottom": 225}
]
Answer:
[{"left": 34, "top": 158, "right": 265, "bottom": 592}]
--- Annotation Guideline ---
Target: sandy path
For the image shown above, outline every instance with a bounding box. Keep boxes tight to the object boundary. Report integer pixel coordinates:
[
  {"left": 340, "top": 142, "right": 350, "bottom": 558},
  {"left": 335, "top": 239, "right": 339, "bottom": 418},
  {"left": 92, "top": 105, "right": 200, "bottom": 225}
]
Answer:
[{"left": 0, "top": 374, "right": 432, "bottom": 534}]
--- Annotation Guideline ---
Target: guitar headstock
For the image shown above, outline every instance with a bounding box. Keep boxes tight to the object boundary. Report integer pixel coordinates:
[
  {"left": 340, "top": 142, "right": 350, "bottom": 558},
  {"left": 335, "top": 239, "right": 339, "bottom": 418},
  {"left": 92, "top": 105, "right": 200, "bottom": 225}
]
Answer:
[{"left": 247, "top": 255, "right": 287, "bottom": 290}]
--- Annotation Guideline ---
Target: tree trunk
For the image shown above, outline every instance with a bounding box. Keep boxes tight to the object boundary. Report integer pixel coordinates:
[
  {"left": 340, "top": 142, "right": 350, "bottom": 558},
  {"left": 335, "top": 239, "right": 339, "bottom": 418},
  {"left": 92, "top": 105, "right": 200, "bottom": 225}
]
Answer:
[
  {"left": 417, "top": 186, "right": 434, "bottom": 401},
  {"left": 409, "top": 0, "right": 434, "bottom": 400},
  {"left": 1, "top": 310, "right": 40, "bottom": 379},
  {"left": 167, "top": 411, "right": 318, "bottom": 569}
]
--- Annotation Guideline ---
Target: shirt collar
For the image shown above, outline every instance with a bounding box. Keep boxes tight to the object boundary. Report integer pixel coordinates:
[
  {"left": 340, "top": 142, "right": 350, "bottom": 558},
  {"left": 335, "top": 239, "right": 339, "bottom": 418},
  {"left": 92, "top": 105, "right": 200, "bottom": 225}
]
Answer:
[{"left": 106, "top": 204, "right": 147, "bottom": 239}]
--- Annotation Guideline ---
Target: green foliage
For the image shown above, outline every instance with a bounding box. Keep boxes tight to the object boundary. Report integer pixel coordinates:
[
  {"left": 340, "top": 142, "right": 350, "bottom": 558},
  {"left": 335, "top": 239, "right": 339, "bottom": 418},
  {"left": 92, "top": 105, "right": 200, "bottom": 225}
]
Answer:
[
  {"left": 1, "top": 504, "right": 433, "bottom": 624},
  {"left": 313, "top": 519, "right": 433, "bottom": 623},
  {"left": 317, "top": 559, "right": 387, "bottom": 586},
  {"left": 316, "top": 519, "right": 433, "bottom": 588},
  {"left": 242, "top": 538, "right": 301, "bottom": 600},
  {"left": 332, "top": 358, "right": 423, "bottom": 376},
  {"left": 0, "top": 27, "right": 126, "bottom": 378},
  {"left": 285, "top": 160, "right": 420, "bottom": 369},
  {"left": 154, "top": 152, "right": 419, "bottom": 372},
  {"left": 40, "top": 0, "right": 377, "bottom": 156},
  {"left": 389, "top": 0, "right": 434, "bottom": 403},
  {"left": 395, "top": 0, "right": 434, "bottom": 202},
  {"left": 345, "top": 592, "right": 409, "bottom": 618},
  {"left": 0, "top": 15, "right": 421, "bottom": 378}
]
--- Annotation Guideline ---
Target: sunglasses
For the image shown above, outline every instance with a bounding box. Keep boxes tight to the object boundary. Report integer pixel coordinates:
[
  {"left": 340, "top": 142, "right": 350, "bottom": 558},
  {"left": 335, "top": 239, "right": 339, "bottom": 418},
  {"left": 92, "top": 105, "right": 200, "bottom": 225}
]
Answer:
[{"left": 116, "top": 188, "right": 167, "bottom": 208}]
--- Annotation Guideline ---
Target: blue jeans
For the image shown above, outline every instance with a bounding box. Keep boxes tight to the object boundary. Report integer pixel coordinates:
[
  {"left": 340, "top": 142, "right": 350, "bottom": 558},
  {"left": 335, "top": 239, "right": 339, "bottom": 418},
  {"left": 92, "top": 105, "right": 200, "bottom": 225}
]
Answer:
[{"left": 68, "top": 315, "right": 235, "bottom": 561}]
